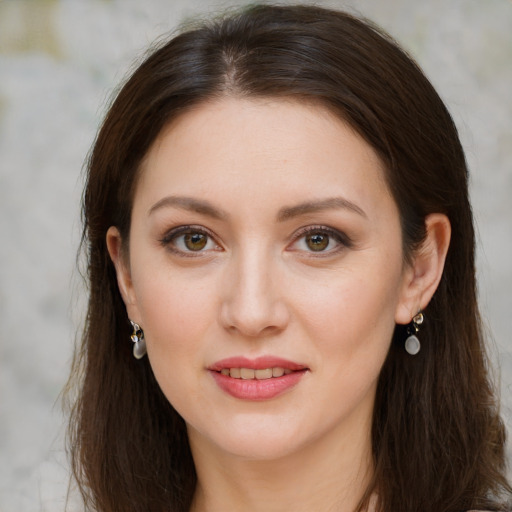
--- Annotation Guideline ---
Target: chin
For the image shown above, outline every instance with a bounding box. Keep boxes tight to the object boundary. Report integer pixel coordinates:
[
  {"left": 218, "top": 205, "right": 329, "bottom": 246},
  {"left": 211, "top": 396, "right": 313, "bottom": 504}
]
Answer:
[
  {"left": 188, "top": 419, "right": 313, "bottom": 461},
  {"left": 219, "top": 437, "right": 304, "bottom": 461}
]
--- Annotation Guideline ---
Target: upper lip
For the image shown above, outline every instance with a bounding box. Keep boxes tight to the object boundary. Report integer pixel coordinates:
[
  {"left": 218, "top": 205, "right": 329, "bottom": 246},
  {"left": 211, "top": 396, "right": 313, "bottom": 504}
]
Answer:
[{"left": 208, "top": 356, "right": 308, "bottom": 372}]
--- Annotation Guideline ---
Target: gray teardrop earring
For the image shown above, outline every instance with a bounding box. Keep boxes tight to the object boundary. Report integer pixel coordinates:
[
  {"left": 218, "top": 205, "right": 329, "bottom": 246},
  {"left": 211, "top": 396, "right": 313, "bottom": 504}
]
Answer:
[
  {"left": 130, "top": 320, "right": 147, "bottom": 359},
  {"left": 405, "top": 311, "right": 424, "bottom": 355}
]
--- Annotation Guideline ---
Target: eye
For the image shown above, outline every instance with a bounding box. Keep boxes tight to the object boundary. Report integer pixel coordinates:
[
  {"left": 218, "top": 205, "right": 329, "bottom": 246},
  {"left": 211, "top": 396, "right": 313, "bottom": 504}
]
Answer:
[
  {"left": 160, "top": 226, "right": 220, "bottom": 255},
  {"left": 304, "top": 232, "right": 330, "bottom": 252},
  {"left": 182, "top": 232, "right": 209, "bottom": 251},
  {"left": 290, "top": 226, "right": 350, "bottom": 254}
]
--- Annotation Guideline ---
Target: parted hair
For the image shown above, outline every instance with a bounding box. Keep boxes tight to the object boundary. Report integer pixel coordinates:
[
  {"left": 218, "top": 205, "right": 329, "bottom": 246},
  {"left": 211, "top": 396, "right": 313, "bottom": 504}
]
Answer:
[{"left": 66, "top": 4, "right": 511, "bottom": 512}]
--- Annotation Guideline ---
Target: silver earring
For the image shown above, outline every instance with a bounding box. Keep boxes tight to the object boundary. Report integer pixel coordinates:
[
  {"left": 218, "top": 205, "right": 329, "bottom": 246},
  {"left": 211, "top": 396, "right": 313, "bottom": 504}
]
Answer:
[
  {"left": 130, "top": 320, "right": 147, "bottom": 359},
  {"left": 405, "top": 311, "right": 423, "bottom": 355}
]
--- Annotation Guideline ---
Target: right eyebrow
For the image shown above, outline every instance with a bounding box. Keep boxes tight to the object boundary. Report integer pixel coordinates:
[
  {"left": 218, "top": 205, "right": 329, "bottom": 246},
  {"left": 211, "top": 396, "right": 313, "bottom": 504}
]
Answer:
[{"left": 148, "top": 195, "right": 229, "bottom": 220}]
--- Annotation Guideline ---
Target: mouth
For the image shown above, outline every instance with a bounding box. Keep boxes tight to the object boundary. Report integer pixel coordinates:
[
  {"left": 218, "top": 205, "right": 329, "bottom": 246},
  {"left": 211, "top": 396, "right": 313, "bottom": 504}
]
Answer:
[
  {"left": 218, "top": 367, "right": 295, "bottom": 379},
  {"left": 208, "top": 356, "right": 308, "bottom": 400}
]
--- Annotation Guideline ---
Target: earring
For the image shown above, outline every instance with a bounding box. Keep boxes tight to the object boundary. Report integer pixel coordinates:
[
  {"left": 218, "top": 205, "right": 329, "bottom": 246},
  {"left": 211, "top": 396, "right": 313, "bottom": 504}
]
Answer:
[
  {"left": 130, "top": 320, "right": 147, "bottom": 359},
  {"left": 405, "top": 311, "right": 424, "bottom": 355}
]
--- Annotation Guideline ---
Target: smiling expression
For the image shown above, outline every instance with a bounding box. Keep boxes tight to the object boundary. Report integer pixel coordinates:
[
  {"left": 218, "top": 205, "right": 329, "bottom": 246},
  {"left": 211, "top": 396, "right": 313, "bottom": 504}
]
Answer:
[{"left": 110, "top": 97, "right": 416, "bottom": 460}]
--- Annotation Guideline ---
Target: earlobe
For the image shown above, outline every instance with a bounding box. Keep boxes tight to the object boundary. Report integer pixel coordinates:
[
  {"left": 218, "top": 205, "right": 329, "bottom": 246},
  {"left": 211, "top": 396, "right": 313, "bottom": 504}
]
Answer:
[
  {"left": 395, "top": 213, "right": 451, "bottom": 325},
  {"left": 106, "top": 226, "right": 137, "bottom": 308}
]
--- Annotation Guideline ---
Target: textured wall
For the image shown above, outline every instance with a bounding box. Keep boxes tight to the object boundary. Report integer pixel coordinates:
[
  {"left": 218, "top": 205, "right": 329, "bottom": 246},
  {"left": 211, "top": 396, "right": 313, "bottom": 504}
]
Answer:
[{"left": 0, "top": 0, "right": 510, "bottom": 510}]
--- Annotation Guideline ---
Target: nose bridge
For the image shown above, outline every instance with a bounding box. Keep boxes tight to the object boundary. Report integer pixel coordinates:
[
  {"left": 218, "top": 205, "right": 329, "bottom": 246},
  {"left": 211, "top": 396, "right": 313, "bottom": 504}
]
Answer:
[{"left": 220, "top": 242, "right": 288, "bottom": 337}]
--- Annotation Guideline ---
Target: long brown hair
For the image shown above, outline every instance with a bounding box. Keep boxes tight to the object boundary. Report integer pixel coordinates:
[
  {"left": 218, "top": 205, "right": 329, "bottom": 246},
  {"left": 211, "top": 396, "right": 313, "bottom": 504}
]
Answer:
[{"left": 66, "top": 4, "right": 511, "bottom": 511}]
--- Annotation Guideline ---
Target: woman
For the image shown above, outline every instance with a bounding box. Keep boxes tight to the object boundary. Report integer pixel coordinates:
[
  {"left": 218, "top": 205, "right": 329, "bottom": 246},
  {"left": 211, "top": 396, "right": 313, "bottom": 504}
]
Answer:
[{"left": 66, "top": 4, "right": 512, "bottom": 511}]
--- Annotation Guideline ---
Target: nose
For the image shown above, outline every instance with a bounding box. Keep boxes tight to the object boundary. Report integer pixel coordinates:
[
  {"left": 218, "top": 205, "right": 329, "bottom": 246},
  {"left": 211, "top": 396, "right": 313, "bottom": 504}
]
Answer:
[{"left": 219, "top": 248, "right": 290, "bottom": 338}]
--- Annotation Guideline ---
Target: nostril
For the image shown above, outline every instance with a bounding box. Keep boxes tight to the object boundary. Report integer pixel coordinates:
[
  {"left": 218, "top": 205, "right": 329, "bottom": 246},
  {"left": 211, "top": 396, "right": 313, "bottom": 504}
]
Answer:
[{"left": 218, "top": 269, "right": 291, "bottom": 338}]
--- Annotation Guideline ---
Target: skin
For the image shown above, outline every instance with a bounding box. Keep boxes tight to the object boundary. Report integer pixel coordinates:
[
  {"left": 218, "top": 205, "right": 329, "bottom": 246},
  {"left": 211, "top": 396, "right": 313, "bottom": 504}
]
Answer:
[{"left": 107, "top": 97, "right": 450, "bottom": 512}]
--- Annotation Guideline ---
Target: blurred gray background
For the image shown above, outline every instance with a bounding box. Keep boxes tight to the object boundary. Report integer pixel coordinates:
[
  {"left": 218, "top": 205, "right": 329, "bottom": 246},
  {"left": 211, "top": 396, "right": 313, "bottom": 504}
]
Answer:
[{"left": 0, "top": 0, "right": 510, "bottom": 510}]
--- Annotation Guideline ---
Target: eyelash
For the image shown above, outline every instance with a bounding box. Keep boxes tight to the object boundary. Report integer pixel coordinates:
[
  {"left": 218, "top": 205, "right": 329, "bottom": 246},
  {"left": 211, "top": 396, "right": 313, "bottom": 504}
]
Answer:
[
  {"left": 290, "top": 225, "right": 353, "bottom": 255},
  {"left": 159, "top": 225, "right": 221, "bottom": 257},
  {"left": 159, "top": 224, "right": 352, "bottom": 257}
]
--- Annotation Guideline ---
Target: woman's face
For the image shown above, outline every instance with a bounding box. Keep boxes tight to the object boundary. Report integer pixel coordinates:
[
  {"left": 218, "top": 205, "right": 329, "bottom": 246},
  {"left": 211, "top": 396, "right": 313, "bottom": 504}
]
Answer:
[{"left": 112, "top": 97, "right": 417, "bottom": 460}]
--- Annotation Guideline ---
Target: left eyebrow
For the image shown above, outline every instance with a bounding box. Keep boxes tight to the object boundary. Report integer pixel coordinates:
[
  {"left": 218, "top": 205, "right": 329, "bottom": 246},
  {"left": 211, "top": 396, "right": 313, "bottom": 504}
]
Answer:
[{"left": 277, "top": 197, "right": 367, "bottom": 222}]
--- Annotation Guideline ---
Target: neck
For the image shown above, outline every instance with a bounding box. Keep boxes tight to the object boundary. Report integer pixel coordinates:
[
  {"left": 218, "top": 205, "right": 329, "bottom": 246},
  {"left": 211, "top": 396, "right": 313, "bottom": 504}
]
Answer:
[{"left": 188, "top": 415, "right": 375, "bottom": 512}]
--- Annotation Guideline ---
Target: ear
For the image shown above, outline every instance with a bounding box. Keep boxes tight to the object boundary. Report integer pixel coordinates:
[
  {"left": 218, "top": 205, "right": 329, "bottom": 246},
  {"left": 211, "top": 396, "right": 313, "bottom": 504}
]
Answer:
[
  {"left": 395, "top": 213, "right": 451, "bottom": 324},
  {"left": 106, "top": 226, "right": 141, "bottom": 322}
]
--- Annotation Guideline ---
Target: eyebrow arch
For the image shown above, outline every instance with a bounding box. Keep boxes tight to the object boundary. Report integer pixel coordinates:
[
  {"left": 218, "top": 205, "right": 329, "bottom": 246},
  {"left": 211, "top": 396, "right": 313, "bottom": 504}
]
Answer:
[
  {"left": 277, "top": 197, "right": 367, "bottom": 221},
  {"left": 148, "top": 196, "right": 228, "bottom": 220}
]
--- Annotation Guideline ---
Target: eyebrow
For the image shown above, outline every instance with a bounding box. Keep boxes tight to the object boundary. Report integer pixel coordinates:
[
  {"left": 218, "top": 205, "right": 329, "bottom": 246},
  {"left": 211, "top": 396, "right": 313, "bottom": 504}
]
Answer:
[
  {"left": 277, "top": 197, "right": 367, "bottom": 221},
  {"left": 148, "top": 196, "right": 228, "bottom": 220},
  {"left": 148, "top": 195, "right": 367, "bottom": 221}
]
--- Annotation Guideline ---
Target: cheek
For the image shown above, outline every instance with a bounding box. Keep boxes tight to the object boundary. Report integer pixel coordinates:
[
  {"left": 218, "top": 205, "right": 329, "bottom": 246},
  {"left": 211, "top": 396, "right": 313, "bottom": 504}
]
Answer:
[
  {"left": 293, "top": 262, "right": 403, "bottom": 366},
  {"left": 132, "top": 243, "right": 211, "bottom": 317},
  {"left": 296, "top": 274, "right": 399, "bottom": 419},
  {"left": 135, "top": 274, "right": 218, "bottom": 407},
  {"left": 132, "top": 265, "right": 218, "bottom": 359}
]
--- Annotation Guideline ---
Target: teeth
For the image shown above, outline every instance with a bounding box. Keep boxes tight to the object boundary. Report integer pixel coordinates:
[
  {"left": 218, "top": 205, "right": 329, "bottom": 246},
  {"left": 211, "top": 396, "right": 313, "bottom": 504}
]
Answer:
[
  {"left": 230, "top": 368, "right": 241, "bottom": 378},
  {"left": 254, "top": 368, "right": 273, "bottom": 380},
  {"left": 240, "top": 368, "right": 255, "bottom": 380},
  {"left": 220, "top": 367, "right": 295, "bottom": 379},
  {"left": 272, "top": 367, "right": 284, "bottom": 377}
]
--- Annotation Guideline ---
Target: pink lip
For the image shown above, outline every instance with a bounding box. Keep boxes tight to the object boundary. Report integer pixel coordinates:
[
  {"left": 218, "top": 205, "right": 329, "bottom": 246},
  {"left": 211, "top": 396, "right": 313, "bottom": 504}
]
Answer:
[
  {"left": 208, "top": 356, "right": 308, "bottom": 401},
  {"left": 208, "top": 356, "right": 307, "bottom": 372}
]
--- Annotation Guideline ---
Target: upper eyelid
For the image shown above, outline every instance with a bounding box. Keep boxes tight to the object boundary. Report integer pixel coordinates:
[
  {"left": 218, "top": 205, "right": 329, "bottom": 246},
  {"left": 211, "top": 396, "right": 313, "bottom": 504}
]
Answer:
[
  {"left": 292, "top": 225, "right": 350, "bottom": 242},
  {"left": 159, "top": 225, "right": 223, "bottom": 254},
  {"left": 159, "top": 224, "right": 350, "bottom": 251},
  {"left": 288, "top": 225, "right": 352, "bottom": 254},
  {"left": 160, "top": 225, "right": 216, "bottom": 242}
]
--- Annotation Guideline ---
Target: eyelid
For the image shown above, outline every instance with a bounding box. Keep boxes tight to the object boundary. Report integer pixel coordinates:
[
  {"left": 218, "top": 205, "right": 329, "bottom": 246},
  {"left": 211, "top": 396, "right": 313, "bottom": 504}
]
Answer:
[
  {"left": 288, "top": 225, "right": 353, "bottom": 254},
  {"left": 159, "top": 224, "right": 222, "bottom": 256},
  {"left": 159, "top": 223, "right": 352, "bottom": 257}
]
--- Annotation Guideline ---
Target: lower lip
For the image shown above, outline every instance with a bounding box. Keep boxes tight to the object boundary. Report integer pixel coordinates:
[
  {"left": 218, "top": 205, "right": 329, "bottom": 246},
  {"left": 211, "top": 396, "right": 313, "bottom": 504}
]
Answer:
[{"left": 210, "top": 370, "right": 306, "bottom": 400}]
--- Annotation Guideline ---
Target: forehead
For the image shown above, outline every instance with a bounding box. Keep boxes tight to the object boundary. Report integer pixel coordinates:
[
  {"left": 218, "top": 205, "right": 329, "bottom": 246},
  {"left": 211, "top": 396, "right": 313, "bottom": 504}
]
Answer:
[{"left": 135, "top": 97, "right": 391, "bottom": 217}]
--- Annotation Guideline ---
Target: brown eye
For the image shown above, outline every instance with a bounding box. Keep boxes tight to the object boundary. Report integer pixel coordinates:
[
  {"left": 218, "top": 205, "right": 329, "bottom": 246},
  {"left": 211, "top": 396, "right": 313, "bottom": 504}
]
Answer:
[
  {"left": 161, "top": 227, "right": 218, "bottom": 255},
  {"left": 289, "top": 226, "right": 351, "bottom": 255},
  {"left": 306, "top": 233, "right": 329, "bottom": 251},
  {"left": 184, "top": 232, "right": 208, "bottom": 251}
]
